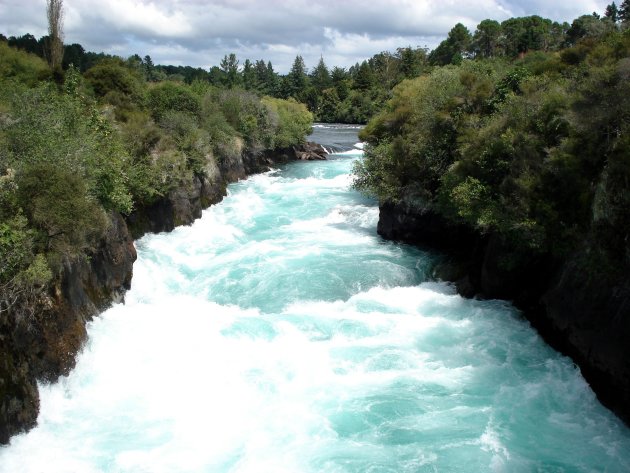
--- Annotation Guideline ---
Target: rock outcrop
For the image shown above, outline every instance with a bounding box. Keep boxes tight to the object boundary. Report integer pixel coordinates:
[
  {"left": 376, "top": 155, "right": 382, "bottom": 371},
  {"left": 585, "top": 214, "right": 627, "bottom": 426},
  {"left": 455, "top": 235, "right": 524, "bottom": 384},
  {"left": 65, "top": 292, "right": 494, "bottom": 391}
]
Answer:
[
  {"left": 0, "top": 141, "right": 326, "bottom": 443},
  {"left": 0, "top": 212, "right": 136, "bottom": 444},
  {"left": 377, "top": 196, "right": 630, "bottom": 426},
  {"left": 126, "top": 142, "right": 327, "bottom": 237}
]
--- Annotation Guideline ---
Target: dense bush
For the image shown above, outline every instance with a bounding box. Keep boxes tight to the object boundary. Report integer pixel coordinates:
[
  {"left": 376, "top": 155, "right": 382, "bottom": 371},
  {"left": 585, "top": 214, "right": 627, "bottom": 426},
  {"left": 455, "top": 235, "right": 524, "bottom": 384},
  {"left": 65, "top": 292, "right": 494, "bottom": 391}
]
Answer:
[
  {"left": 355, "top": 27, "right": 630, "bottom": 262},
  {"left": 0, "top": 44, "right": 313, "bottom": 321},
  {"left": 146, "top": 81, "right": 201, "bottom": 120},
  {"left": 0, "top": 42, "right": 50, "bottom": 86},
  {"left": 262, "top": 97, "right": 313, "bottom": 148}
]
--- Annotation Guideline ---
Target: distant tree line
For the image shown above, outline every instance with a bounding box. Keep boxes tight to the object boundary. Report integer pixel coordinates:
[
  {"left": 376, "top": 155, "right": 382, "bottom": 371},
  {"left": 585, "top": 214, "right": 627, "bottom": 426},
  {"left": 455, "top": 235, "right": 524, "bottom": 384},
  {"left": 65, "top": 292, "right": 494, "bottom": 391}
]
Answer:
[{"left": 2, "top": 1, "right": 630, "bottom": 124}]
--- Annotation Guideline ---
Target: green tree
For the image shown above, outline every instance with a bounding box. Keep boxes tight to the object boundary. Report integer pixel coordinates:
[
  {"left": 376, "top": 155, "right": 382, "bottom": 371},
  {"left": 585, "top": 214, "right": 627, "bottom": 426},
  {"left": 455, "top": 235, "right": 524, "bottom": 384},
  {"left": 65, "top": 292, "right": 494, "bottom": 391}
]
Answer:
[
  {"left": 330, "top": 66, "right": 350, "bottom": 100},
  {"left": 62, "top": 43, "right": 85, "bottom": 70},
  {"left": 242, "top": 59, "right": 256, "bottom": 90},
  {"left": 620, "top": 0, "right": 630, "bottom": 21},
  {"left": 286, "top": 55, "right": 308, "bottom": 99},
  {"left": 370, "top": 51, "right": 399, "bottom": 89},
  {"left": 0, "top": 42, "right": 50, "bottom": 86},
  {"left": 147, "top": 81, "right": 201, "bottom": 120},
  {"left": 429, "top": 23, "right": 472, "bottom": 65},
  {"left": 353, "top": 61, "right": 375, "bottom": 90},
  {"left": 208, "top": 65, "right": 224, "bottom": 86},
  {"left": 318, "top": 88, "right": 341, "bottom": 122},
  {"left": 605, "top": 2, "right": 619, "bottom": 22},
  {"left": 501, "top": 16, "right": 553, "bottom": 56},
  {"left": 143, "top": 54, "right": 157, "bottom": 81},
  {"left": 310, "top": 56, "right": 331, "bottom": 91},
  {"left": 261, "top": 97, "right": 313, "bottom": 147},
  {"left": 220, "top": 53, "right": 240, "bottom": 88},
  {"left": 471, "top": 19, "right": 501, "bottom": 58},
  {"left": 7, "top": 34, "right": 42, "bottom": 57},
  {"left": 17, "top": 163, "right": 107, "bottom": 255},
  {"left": 397, "top": 46, "right": 426, "bottom": 79},
  {"left": 84, "top": 58, "right": 144, "bottom": 111},
  {"left": 565, "top": 15, "right": 610, "bottom": 45}
]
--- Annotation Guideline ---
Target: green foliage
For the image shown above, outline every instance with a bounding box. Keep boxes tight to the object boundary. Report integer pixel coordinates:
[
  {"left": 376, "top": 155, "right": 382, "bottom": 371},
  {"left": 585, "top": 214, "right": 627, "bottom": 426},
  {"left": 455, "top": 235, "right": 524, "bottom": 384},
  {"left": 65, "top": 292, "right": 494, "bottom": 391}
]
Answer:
[
  {"left": 472, "top": 20, "right": 502, "bottom": 58},
  {"left": 429, "top": 23, "right": 472, "bottom": 65},
  {"left": 220, "top": 53, "right": 241, "bottom": 89},
  {"left": 17, "top": 162, "right": 107, "bottom": 255},
  {"left": 356, "top": 28, "right": 630, "bottom": 260},
  {"left": 0, "top": 40, "right": 315, "bottom": 324},
  {"left": 84, "top": 58, "right": 144, "bottom": 103},
  {"left": 0, "top": 42, "right": 51, "bottom": 86},
  {"left": 0, "top": 213, "right": 52, "bottom": 320},
  {"left": 147, "top": 81, "right": 201, "bottom": 120},
  {"left": 1, "top": 83, "right": 133, "bottom": 214},
  {"left": 262, "top": 97, "right": 313, "bottom": 148}
]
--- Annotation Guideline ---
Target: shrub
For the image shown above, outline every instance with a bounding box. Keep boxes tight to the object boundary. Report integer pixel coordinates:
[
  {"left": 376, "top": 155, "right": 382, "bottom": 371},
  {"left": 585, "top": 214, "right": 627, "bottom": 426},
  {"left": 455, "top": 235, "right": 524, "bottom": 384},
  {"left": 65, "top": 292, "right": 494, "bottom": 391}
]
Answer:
[{"left": 147, "top": 81, "right": 201, "bottom": 120}]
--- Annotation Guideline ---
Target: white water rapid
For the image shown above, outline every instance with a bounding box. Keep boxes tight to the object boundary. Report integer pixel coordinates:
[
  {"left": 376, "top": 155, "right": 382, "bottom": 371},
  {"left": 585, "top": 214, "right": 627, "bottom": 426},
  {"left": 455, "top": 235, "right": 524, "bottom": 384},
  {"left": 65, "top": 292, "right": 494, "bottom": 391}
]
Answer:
[{"left": 2, "top": 124, "right": 629, "bottom": 472}]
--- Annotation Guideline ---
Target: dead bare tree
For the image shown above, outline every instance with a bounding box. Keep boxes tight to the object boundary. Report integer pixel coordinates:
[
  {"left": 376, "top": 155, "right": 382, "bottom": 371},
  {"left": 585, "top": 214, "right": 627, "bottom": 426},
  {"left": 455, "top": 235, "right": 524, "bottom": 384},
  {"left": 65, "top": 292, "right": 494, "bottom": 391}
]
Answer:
[{"left": 46, "top": 0, "right": 64, "bottom": 72}]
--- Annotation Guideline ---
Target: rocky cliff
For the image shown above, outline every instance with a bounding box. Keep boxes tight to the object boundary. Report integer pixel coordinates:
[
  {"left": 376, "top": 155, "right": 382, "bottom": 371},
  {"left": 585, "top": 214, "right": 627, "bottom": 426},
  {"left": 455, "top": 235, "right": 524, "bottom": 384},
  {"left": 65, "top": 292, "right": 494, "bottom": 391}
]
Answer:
[
  {"left": 0, "top": 142, "right": 326, "bottom": 444},
  {"left": 377, "top": 196, "right": 630, "bottom": 426}
]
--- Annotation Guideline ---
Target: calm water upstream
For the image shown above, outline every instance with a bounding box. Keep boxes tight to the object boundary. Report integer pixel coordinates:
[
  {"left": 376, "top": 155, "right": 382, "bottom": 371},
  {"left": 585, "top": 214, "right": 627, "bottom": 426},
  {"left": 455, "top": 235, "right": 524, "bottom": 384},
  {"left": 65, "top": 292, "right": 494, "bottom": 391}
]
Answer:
[{"left": 2, "top": 123, "right": 630, "bottom": 472}]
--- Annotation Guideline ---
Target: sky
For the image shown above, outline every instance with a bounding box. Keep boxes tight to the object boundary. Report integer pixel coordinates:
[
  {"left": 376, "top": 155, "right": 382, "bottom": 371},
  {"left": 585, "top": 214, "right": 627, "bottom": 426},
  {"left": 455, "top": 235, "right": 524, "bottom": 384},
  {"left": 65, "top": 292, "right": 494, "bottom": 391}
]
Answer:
[{"left": 0, "top": 0, "right": 609, "bottom": 73}]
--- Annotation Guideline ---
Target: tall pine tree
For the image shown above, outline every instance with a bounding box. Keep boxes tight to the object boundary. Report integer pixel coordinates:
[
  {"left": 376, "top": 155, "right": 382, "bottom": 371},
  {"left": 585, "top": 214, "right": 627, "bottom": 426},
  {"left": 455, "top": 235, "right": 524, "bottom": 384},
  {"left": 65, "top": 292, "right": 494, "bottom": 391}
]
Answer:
[
  {"left": 619, "top": 0, "right": 630, "bottom": 22},
  {"left": 605, "top": 2, "right": 619, "bottom": 22}
]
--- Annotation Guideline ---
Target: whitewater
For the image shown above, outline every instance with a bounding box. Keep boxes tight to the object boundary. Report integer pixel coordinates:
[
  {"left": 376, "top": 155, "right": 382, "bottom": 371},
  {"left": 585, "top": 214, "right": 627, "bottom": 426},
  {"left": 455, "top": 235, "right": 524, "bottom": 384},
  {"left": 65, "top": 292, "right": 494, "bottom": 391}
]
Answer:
[{"left": 2, "top": 123, "right": 630, "bottom": 472}]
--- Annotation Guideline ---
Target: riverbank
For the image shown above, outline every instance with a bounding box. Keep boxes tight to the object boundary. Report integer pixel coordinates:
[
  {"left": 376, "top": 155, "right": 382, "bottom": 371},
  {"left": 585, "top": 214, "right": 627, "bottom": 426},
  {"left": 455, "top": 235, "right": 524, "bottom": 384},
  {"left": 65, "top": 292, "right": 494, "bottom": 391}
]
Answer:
[
  {"left": 0, "top": 141, "right": 326, "bottom": 444},
  {"left": 377, "top": 196, "right": 630, "bottom": 426}
]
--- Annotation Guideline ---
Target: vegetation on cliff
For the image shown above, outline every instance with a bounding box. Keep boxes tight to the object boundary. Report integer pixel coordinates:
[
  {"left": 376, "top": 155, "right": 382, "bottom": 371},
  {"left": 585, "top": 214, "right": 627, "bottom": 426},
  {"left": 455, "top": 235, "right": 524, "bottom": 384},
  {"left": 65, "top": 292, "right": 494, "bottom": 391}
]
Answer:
[
  {"left": 0, "top": 40, "right": 312, "bottom": 323},
  {"left": 354, "top": 15, "right": 630, "bottom": 278}
]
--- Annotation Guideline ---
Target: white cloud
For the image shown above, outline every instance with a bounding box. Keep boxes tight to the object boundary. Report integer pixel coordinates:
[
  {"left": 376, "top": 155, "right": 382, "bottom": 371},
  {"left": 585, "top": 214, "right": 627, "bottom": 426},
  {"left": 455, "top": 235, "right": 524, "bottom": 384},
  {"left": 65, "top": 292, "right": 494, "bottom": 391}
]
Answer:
[{"left": 0, "top": 0, "right": 610, "bottom": 72}]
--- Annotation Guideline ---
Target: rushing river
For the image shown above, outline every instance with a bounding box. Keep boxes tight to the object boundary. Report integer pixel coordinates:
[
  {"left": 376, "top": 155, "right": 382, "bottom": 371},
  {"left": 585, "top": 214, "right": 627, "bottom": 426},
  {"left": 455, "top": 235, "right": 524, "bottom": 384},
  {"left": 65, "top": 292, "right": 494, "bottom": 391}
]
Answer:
[{"left": 2, "top": 123, "right": 630, "bottom": 472}]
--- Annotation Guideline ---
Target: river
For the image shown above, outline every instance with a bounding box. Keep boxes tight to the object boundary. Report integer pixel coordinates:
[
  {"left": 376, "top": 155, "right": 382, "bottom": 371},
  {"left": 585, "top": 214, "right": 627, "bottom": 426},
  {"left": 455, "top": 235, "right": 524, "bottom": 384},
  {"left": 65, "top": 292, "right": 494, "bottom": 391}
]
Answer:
[{"left": 2, "top": 123, "right": 630, "bottom": 472}]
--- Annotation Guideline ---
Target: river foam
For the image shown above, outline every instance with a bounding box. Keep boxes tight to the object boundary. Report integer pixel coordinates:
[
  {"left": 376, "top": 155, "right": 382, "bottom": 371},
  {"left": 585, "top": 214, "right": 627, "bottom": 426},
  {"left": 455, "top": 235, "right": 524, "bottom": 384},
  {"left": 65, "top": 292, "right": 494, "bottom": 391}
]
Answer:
[{"left": 2, "top": 124, "right": 629, "bottom": 472}]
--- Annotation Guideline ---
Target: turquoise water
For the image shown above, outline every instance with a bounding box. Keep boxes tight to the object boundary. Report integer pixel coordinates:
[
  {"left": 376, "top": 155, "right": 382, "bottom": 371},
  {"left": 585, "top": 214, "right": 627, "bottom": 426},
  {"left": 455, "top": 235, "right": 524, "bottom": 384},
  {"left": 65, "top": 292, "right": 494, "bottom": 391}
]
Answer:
[{"left": 2, "top": 124, "right": 630, "bottom": 472}]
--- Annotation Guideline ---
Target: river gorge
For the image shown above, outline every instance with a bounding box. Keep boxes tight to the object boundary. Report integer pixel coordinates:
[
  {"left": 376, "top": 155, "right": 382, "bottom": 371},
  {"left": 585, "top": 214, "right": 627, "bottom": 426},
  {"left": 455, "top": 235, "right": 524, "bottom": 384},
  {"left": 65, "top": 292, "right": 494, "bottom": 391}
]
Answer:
[{"left": 1, "top": 124, "right": 629, "bottom": 472}]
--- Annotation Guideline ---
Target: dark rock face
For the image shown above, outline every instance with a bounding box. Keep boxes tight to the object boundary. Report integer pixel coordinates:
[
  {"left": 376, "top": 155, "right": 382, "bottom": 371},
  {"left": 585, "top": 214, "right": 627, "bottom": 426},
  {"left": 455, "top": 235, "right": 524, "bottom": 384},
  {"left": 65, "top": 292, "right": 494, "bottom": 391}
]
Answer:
[
  {"left": 126, "top": 143, "right": 326, "bottom": 238},
  {"left": 377, "top": 198, "right": 630, "bottom": 425},
  {"left": 541, "top": 260, "right": 630, "bottom": 422},
  {"left": 0, "top": 212, "right": 137, "bottom": 443},
  {"left": 0, "top": 141, "right": 323, "bottom": 444}
]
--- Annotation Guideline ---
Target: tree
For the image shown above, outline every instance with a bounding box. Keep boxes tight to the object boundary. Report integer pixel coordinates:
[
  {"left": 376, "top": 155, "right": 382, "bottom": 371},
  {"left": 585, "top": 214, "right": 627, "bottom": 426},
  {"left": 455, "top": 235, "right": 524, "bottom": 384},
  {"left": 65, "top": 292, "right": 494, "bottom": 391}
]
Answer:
[
  {"left": 286, "top": 55, "right": 308, "bottom": 99},
  {"left": 370, "top": 51, "right": 399, "bottom": 89},
  {"left": 220, "top": 53, "right": 240, "bottom": 88},
  {"left": 500, "top": 16, "right": 553, "bottom": 57},
  {"left": 565, "top": 15, "right": 609, "bottom": 45},
  {"left": 471, "top": 19, "right": 501, "bottom": 58},
  {"left": 318, "top": 88, "right": 341, "bottom": 122},
  {"left": 63, "top": 43, "right": 85, "bottom": 70},
  {"left": 242, "top": 59, "right": 256, "bottom": 90},
  {"left": 146, "top": 82, "right": 201, "bottom": 120},
  {"left": 353, "top": 61, "right": 375, "bottom": 90},
  {"left": 397, "top": 47, "right": 426, "bottom": 79},
  {"left": 330, "top": 66, "right": 350, "bottom": 100},
  {"left": 144, "top": 54, "right": 157, "bottom": 81},
  {"left": 8, "top": 34, "right": 42, "bottom": 57},
  {"left": 429, "top": 23, "right": 472, "bottom": 65},
  {"left": 605, "top": 2, "right": 619, "bottom": 23},
  {"left": 265, "top": 61, "right": 277, "bottom": 94},
  {"left": 310, "top": 56, "right": 331, "bottom": 91},
  {"left": 45, "top": 0, "right": 64, "bottom": 74},
  {"left": 619, "top": 0, "right": 630, "bottom": 22}
]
